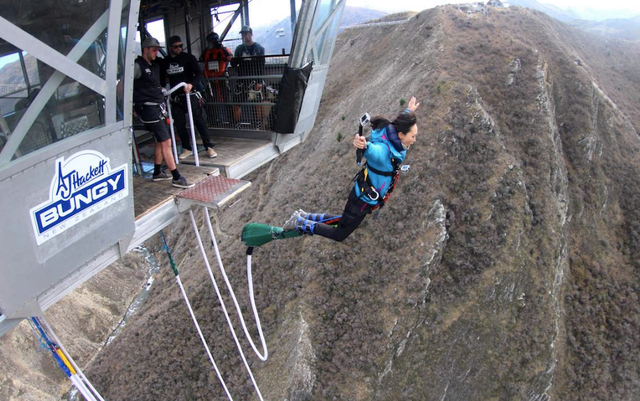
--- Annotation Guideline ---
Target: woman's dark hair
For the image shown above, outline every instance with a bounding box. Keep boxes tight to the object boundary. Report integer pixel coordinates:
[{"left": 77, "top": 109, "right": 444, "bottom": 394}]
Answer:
[{"left": 371, "top": 112, "right": 417, "bottom": 134}]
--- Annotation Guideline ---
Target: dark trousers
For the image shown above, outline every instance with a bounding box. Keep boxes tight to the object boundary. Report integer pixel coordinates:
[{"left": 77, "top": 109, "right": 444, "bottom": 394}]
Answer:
[
  {"left": 173, "top": 95, "right": 213, "bottom": 151},
  {"left": 207, "top": 80, "right": 232, "bottom": 125},
  {"left": 313, "top": 190, "right": 372, "bottom": 242}
]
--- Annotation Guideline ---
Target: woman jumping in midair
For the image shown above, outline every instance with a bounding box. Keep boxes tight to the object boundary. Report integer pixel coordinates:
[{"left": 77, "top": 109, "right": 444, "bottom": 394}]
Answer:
[{"left": 283, "top": 96, "right": 420, "bottom": 241}]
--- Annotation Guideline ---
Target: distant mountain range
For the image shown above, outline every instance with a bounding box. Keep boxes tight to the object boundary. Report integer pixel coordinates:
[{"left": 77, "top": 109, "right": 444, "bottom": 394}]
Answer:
[
  {"left": 257, "top": 6, "right": 387, "bottom": 55},
  {"left": 508, "top": 0, "right": 640, "bottom": 40},
  {"left": 508, "top": 0, "right": 580, "bottom": 22},
  {"left": 508, "top": 0, "right": 639, "bottom": 22},
  {"left": 570, "top": 15, "right": 640, "bottom": 41}
]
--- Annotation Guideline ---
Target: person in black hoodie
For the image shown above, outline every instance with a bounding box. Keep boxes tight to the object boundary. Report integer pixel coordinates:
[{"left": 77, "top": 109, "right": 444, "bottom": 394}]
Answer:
[
  {"left": 132, "top": 37, "right": 194, "bottom": 189},
  {"left": 160, "top": 35, "right": 217, "bottom": 159}
]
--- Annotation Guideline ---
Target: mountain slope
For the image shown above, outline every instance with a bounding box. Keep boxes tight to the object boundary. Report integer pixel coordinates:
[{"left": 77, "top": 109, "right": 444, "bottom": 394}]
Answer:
[{"left": 86, "top": 6, "right": 640, "bottom": 401}]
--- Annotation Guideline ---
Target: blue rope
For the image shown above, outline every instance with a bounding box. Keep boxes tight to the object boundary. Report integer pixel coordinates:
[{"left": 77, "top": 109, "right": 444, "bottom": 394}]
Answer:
[
  {"left": 29, "top": 317, "right": 72, "bottom": 377},
  {"left": 27, "top": 318, "right": 49, "bottom": 352},
  {"left": 160, "top": 230, "right": 180, "bottom": 276},
  {"left": 160, "top": 230, "right": 170, "bottom": 253}
]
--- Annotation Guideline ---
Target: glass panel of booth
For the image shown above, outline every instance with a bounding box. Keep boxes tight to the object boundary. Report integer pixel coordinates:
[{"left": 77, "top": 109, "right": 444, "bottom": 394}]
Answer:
[
  {"left": 0, "top": 0, "right": 132, "bottom": 164},
  {"left": 318, "top": 3, "right": 342, "bottom": 65}
]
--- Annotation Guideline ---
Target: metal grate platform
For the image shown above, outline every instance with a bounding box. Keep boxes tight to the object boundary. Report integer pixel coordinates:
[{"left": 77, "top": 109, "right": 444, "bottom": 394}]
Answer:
[{"left": 175, "top": 174, "right": 251, "bottom": 212}]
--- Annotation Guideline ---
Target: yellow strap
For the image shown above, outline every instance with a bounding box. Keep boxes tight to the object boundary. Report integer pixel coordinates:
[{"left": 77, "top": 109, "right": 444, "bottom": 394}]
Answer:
[{"left": 56, "top": 348, "right": 77, "bottom": 375}]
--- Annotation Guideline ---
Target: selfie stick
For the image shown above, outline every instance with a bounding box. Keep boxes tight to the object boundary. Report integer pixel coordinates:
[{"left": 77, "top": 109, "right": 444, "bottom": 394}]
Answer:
[
  {"left": 356, "top": 113, "right": 370, "bottom": 166},
  {"left": 356, "top": 123, "right": 364, "bottom": 166}
]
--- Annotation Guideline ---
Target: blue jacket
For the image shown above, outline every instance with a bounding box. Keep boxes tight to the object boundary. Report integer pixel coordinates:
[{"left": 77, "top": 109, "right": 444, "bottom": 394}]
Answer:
[{"left": 355, "top": 125, "right": 406, "bottom": 205}]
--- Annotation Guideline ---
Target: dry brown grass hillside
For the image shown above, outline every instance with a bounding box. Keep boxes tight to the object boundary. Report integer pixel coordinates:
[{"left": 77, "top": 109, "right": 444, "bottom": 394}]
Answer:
[{"left": 9, "top": 5, "right": 639, "bottom": 401}]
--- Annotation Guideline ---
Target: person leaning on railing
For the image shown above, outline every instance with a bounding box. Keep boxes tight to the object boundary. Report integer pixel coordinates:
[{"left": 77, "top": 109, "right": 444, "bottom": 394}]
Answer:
[
  {"left": 131, "top": 37, "right": 194, "bottom": 189},
  {"left": 160, "top": 35, "right": 217, "bottom": 159},
  {"left": 231, "top": 25, "right": 266, "bottom": 128}
]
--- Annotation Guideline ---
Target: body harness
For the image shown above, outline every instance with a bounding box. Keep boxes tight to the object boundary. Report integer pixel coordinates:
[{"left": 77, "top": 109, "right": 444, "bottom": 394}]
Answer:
[{"left": 353, "top": 131, "right": 402, "bottom": 211}]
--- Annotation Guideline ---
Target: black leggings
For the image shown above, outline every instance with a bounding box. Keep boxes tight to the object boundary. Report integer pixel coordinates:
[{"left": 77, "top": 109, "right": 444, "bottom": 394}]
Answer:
[{"left": 312, "top": 190, "right": 372, "bottom": 242}]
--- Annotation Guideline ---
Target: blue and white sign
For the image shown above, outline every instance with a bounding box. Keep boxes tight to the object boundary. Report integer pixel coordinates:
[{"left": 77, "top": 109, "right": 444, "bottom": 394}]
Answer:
[{"left": 30, "top": 150, "right": 129, "bottom": 245}]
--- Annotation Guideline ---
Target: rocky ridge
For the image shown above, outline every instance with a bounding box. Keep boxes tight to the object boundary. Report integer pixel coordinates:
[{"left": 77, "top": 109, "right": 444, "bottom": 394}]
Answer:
[{"left": 87, "top": 6, "right": 640, "bottom": 400}]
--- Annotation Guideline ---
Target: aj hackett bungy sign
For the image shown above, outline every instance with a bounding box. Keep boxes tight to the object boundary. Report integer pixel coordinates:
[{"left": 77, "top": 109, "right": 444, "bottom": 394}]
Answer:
[{"left": 30, "top": 150, "right": 129, "bottom": 245}]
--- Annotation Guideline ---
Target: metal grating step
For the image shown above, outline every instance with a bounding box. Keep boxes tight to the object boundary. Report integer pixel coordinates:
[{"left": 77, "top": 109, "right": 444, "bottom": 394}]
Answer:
[{"left": 175, "top": 174, "right": 251, "bottom": 212}]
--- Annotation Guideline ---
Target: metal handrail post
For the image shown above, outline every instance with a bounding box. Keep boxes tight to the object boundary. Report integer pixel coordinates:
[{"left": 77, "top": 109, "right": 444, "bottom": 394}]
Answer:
[
  {"left": 165, "top": 97, "right": 180, "bottom": 164},
  {"left": 184, "top": 93, "right": 199, "bottom": 166},
  {"left": 165, "top": 82, "right": 199, "bottom": 166}
]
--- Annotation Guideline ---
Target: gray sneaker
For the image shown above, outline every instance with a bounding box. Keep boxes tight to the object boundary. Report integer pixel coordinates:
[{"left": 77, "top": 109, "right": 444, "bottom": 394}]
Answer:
[
  {"left": 152, "top": 171, "right": 171, "bottom": 181},
  {"left": 295, "top": 209, "right": 308, "bottom": 219},
  {"left": 283, "top": 210, "right": 302, "bottom": 232},
  {"left": 172, "top": 176, "right": 195, "bottom": 189}
]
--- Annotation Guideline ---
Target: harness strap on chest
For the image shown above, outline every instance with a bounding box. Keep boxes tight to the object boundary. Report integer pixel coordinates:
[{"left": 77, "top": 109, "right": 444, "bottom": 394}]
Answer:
[
  {"left": 365, "top": 163, "right": 395, "bottom": 177},
  {"left": 353, "top": 160, "right": 401, "bottom": 209}
]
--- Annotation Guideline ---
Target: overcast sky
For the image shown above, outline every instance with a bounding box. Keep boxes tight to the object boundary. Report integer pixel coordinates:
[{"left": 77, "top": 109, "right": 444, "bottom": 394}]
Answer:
[
  {"left": 247, "top": 0, "right": 640, "bottom": 28},
  {"left": 536, "top": 0, "right": 640, "bottom": 12},
  {"left": 345, "top": 0, "right": 640, "bottom": 13}
]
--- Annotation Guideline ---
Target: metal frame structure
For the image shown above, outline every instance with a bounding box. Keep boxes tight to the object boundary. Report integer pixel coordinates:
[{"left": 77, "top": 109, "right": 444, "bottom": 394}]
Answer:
[
  {"left": 0, "top": 0, "right": 142, "bottom": 336},
  {"left": 0, "top": 0, "right": 347, "bottom": 337}
]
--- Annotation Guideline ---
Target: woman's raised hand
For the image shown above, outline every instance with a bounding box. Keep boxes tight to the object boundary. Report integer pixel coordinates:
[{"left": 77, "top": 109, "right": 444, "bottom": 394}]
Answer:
[{"left": 407, "top": 96, "right": 420, "bottom": 112}]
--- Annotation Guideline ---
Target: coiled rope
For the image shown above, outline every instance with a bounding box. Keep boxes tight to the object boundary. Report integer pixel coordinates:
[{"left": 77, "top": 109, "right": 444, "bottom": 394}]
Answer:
[
  {"left": 189, "top": 207, "right": 267, "bottom": 400},
  {"left": 161, "top": 206, "right": 268, "bottom": 401},
  {"left": 160, "top": 231, "right": 233, "bottom": 400}
]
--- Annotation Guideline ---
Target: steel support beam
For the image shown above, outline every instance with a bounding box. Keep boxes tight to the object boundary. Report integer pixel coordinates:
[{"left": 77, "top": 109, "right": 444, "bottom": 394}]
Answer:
[
  {"left": 184, "top": 0, "right": 193, "bottom": 54},
  {"left": 290, "top": 0, "right": 298, "bottom": 39},
  {"left": 18, "top": 51, "right": 31, "bottom": 97},
  {"left": 106, "top": 0, "right": 124, "bottom": 125},
  {"left": 219, "top": 5, "right": 242, "bottom": 42},
  {"left": 0, "top": 10, "right": 112, "bottom": 165},
  {"left": 0, "top": 17, "right": 107, "bottom": 96}
]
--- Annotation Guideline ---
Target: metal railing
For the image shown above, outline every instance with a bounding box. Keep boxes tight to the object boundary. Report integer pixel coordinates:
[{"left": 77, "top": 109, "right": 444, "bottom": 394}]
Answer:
[
  {"left": 202, "top": 54, "right": 288, "bottom": 131},
  {"left": 165, "top": 82, "right": 200, "bottom": 166}
]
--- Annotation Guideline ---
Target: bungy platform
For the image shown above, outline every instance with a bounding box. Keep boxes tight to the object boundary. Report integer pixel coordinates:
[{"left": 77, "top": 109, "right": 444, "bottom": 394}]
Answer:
[
  {"left": 131, "top": 163, "right": 251, "bottom": 248},
  {"left": 134, "top": 135, "right": 278, "bottom": 179}
]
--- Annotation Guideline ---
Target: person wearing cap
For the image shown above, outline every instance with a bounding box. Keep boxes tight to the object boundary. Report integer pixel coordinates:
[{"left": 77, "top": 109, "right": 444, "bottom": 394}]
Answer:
[
  {"left": 231, "top": 25, "right": 266, "bottom": 128},
  {"left": 160, "top": 35, "right": 217, "bottom": 160},
  {"left": 133, "top": 37, "right": 194, "bottom": 189},
  {"left": 201, "top": 32, "right": 233, "bottom": 126}
]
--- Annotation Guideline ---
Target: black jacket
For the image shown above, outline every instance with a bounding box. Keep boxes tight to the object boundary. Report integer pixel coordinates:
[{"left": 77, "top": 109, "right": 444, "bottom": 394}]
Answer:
[{"left": 160, "top": 52, "right": 204, "bottom": 91}]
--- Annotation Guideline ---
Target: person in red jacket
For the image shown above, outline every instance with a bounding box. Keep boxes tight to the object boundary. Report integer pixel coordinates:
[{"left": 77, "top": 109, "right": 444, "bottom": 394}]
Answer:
[
  {"left": 201, "top": 32, "right": 233, "bottom": 126},
  {"left": 202, "top": 32, "right": 232, "bottom": 81}
]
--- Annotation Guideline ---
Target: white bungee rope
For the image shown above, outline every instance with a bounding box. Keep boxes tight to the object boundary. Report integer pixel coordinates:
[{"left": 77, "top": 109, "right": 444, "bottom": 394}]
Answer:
[
  {"left": 29, "top": 316, "right": 100, "bottom": 401},
  {"left": 160, "top": 232, "right": 234, "bottom": 400},
  {"left": 203, "top": 207, "right": 268, "bottom": 361},
  {"left": 188, "top": 207, "right": 268, "bottom": 401}
]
